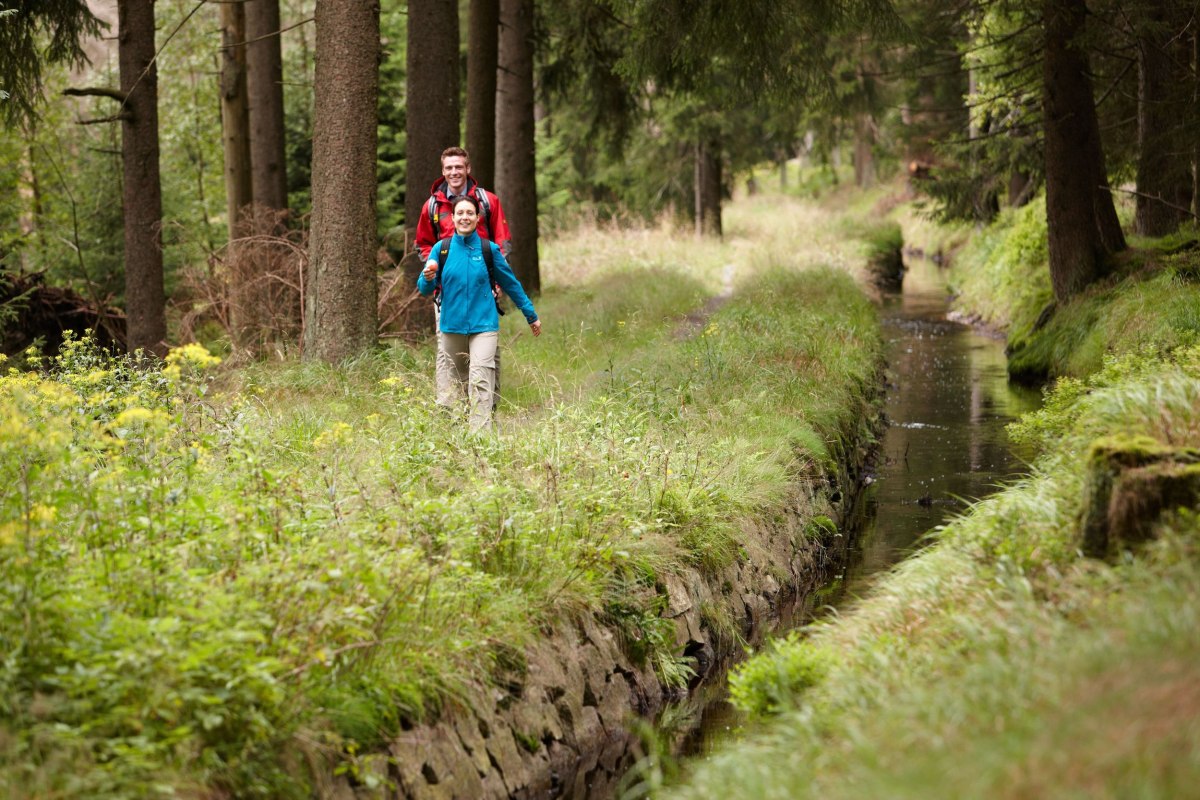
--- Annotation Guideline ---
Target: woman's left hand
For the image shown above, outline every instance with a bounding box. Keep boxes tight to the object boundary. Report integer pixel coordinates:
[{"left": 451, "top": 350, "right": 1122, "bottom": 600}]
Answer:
[{"left": 529, "top": 320, "right": 542, "bottom": 337}]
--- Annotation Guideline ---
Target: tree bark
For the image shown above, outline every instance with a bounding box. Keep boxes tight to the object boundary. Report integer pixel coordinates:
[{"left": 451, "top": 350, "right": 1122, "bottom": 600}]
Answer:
[
  {"left": 118, "top": 0, "right": 166, "bottom": 356},
  {"left": 304, "top": 0, "right": 380, "bottom": 362},
  {"left": 1042, "top": 0, "right": 1119, "bottom": 302},
  {"left": 405, "top": 0, "right": 460, "bottom": 245},
  {"left": 694, "top": 136, "right": 722, "bottom": 238},
  {"left": 467, "top": 0, "right": 499, "bottom": 188},
  {"left": 853, "top": 112, "right": 875, "bottom": 189},
  {"left": 496, "top": 0, "right": 539, "bottom": 292},
  {"left": 1194, "top": 26, "right": 1200, "bottom": 220},
  {"left": 246, "top": 0, "right": 289, "bottom": 217},
  {"left": 1134, "top": 0, "right": 1191, "bottom": 236},
  {"left": 219, "top": 0, "right": 252, "bottom": 237}
]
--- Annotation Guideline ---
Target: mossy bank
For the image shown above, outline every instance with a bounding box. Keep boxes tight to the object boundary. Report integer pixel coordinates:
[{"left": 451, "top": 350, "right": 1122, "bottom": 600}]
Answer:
[{"left": 661, "top": 192, "right": 1200, "bottom": 800}]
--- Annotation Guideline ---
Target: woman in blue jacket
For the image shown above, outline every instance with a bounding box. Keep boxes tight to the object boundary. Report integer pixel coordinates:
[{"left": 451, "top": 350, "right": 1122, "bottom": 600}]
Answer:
[{"left": 417, "top": 195, "right": 541, "bottom": 431}]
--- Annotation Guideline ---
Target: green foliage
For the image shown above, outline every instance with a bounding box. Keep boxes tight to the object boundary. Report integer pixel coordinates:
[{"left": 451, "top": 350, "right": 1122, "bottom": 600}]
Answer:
[
  {"left": 0, "top": 0, "right": 105, "bottom": 126},
  {"left": 155, "top": 0, "right": 227, "bottom": 273},
  {"left": 376, "top": 6, "right": 406, "bottom": 236},
  {"left": 728, "top": 633, "right": 832, "bottom": 718},
  {"left": 666, "top": 304, "right": 1200, "bottom": 800},
  {"left": 946, "top": 195, "right": 1050, "bottom": 332},
  {"left": 0, "top": 189, "right": 889, "bottom": 795},
  {"left": 1009, "top": 344, "right": 1200, "bottom": 459},
  {"left": 919, "top": 1, "right": 1041, "bottom": 222},
  {"left": 1007, "top": 263, "right": 1200, "bottom": 383}
]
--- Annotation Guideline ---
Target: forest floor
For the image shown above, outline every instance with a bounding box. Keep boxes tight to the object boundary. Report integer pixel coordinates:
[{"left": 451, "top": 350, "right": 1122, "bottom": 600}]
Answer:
[
  {"left": 663, "top": 186, "right": 1200, "bottom": 799},
  {"left": 0, "top": 187, "right": 894, "bottom": 797}
]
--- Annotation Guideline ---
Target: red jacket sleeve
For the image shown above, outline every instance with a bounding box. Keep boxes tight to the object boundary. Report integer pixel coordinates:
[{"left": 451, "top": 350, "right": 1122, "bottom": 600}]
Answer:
[
  {"left": 414, "top": 198, "right": 436, "bottom": 261},
  {"left": 483, "top": 190, "right": 512, "bottom": 256}
]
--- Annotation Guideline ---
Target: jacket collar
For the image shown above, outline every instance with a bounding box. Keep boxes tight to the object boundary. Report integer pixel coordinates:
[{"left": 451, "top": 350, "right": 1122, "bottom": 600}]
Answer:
[{"left": 431, "top": 176, "right": 479, "bottom": 201}]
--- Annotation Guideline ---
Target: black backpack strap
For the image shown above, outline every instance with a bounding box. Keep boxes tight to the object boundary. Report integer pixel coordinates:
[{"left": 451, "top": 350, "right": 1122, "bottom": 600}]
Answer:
[
  {"left": 428, "top": 196, "right": 440, "bottom": 228},
  {"left": 434, "top": 237, "right": 451, "bottom": 308},
  {"left": 480, "top": 241, "right": 505, "bottom": 316}
]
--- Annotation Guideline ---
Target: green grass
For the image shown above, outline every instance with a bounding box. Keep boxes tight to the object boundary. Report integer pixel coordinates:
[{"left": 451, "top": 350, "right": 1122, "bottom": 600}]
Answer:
[
  {"left": 0, "top": 191, "right": 884, "bottom": 797},
  {"left": 1006, "top": 254, "right": 1200, "bottom": 382},
  {"left": 942, "top": 196, "right": 1052, "bottom": 332},
  {"left": 664, "top": 347, "right": 1200, "bottom": 799},
  {"left": 904, "top": 192, "right": 1200, "bottom": 382}
]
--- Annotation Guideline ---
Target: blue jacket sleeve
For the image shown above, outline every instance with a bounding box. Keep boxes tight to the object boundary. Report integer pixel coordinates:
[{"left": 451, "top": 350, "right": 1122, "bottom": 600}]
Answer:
[
  {"left": 416, "top": 258, "right": 437, "bottom": 296},
  {"left": 490, "top": 243, "right": 537, "bottom": 323}
]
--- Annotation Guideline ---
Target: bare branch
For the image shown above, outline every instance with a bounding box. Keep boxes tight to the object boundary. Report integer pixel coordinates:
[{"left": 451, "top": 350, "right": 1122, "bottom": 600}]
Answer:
[
  {"left": 220, "top": 16, "right": 315, "bottom": 49},
  {"left": 77, "top": 113, "right": 131, "bottom": 125},
  {"left": 1108, "top": 186, "right": 1200, "bottom": 220},
  {"left": 63, "top": 86, "right": 128, "bottom": 103}
]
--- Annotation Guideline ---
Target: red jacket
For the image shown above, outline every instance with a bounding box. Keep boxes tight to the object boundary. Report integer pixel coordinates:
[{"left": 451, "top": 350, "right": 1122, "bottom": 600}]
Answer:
[{"left": 414, "top": 177, "right": 511, "bottom": 261}]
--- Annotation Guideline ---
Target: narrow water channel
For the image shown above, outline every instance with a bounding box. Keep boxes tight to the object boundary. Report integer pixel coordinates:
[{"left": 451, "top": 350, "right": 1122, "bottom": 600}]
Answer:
[{"left": 656, "top": 253, "right": 1044, "bottom": 772}]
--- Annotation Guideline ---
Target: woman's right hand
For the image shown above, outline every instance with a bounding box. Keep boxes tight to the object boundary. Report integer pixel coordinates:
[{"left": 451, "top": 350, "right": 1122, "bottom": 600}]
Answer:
[
  {"left": 422, "top": 260, "right": 437, "bottom": 281},
  {"left": 529, "top": 320, "right": 542, "bottom": 337}
]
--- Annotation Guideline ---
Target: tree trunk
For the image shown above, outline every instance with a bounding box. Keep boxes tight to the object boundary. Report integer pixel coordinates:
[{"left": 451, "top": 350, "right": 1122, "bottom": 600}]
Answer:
[
  {"left": 220, "top": 1, "right": 252, "bottom": 237},
  {"left": 853, "top": 112, "right": 875, "bottom": 189},
  {"left": 694, "top": 136, "right": 722, "bottom": 238},
  {"left": 405, "top": 0, "right": 460, "bottom": 245},
  {"left": 1042, "top": 0, "right": 1117, "bottom": 302},
  {"left": 118, "top": 0, "right": 166, "bottom": 356},
  {"left": 1194, "top": 26, "right": 1200, "bottom": 220},
  {"left": 496, "top": 0, "right": 539, "bottom": 292},
  {"left": 1134, "top": 0, "right": 1192, "bottom": 236},
  {"left": 303, "top": 0, "right": 380, "bottom": 362},
  {"left": 467, "top": 0, "right": 499, "bottom": 188},
  {"left": 246, "top": 0, "right": 288, "bottom": 217}
]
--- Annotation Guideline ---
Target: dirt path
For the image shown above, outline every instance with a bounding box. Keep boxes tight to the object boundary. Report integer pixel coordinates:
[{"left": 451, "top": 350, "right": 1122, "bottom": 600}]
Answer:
[{"left": 674, "top": 261, "right": 736, "bottom": 339}]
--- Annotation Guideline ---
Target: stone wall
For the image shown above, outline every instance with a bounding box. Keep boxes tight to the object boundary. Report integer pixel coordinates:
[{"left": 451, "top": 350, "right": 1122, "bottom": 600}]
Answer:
[{"left": 323, "top": 445, "right": 873, "bottom": 799}]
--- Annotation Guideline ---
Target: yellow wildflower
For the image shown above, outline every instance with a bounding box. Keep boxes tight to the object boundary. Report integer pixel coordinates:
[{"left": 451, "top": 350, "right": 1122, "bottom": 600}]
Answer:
[
  {"left": 112, "top": 407, "right": 171, "bottom": 435},
  {"left": 313, "top": 421, "right": 354, "bottom": 449},
  {"left": 165, "top": 342, "right": 222, "bottom": 369},
  {"left": 27, "top": 504, "right": 57, "bottom": 525}
]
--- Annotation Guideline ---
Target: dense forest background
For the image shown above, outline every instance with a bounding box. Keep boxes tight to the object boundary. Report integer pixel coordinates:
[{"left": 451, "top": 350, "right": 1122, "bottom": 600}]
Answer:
[{"left": 1, "top": 0, "right": 1197, "bottom": 359}]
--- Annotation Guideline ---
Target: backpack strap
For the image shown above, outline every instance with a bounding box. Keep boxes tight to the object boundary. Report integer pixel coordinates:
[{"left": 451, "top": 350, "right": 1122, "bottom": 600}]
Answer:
[
  {"left": 428, "top": 196, "right": 441, "bottom": 229},
  {"left": 434, "top": 237, "right": 505, "bottom": 316},
  {"left": 433, "top": 237, "right": 452, "bottom": 309},
  {"left": 480, "top": 240, "right": 505, "bottom": 317}
]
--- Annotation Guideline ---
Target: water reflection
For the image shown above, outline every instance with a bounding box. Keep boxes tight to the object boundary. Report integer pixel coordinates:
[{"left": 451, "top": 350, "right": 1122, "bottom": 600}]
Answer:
[
  {"left": 662, "top": 254, "right": 1042, "bottom": 769},
  {"left": 848, "top": 255, "right": 1041, "bottom": 587}
]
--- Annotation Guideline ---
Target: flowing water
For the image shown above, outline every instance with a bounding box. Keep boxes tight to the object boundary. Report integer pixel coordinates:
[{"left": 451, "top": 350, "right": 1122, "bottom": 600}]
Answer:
[{"left": 661, "top": 253, "right": 1044, "bottom": 767}]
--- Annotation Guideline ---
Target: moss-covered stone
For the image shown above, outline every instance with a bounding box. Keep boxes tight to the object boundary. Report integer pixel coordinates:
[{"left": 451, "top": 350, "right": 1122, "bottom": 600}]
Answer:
[{"left": 1082, "top": 435, "right": 1200, "bottom": 559}]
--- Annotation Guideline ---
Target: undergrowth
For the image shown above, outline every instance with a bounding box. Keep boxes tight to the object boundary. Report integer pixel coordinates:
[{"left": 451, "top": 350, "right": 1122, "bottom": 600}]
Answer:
[{"left": 0, "top": 193, "right": 884, "bottom": 797}]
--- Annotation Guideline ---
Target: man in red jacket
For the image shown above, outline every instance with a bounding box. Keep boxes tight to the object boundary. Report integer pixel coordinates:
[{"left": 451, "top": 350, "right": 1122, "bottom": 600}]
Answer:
[
  {"left": 415, "top": 147, "right": 513, "bottom": 413},
  {"left": 414, "top": 146, "right": 511, "bottom": 260}
]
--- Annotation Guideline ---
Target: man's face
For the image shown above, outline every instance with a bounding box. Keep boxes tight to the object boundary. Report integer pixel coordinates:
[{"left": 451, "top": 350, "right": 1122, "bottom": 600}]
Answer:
[{"left": 442, "top": 155, "right": 469, "bottom": 193}]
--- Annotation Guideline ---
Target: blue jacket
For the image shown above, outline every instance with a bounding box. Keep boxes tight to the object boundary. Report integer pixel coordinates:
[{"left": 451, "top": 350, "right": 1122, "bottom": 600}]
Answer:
[{"left": 417, "top": 232, "right": 538, "bottom": 334}]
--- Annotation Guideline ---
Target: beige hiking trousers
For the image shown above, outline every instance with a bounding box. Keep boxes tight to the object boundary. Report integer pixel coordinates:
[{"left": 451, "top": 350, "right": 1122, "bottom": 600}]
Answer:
[
  {"left": 436, "top": 330, "right": 499, "bottom": 432},
  {"left": 434, "top": 307, "right": 501, "bottom": 417}
]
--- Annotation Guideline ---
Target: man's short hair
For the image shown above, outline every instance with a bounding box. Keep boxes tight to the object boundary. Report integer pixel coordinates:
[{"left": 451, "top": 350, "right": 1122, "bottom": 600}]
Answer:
[{"left": 441, "top": 146, "right": 470, "bottom": 165}]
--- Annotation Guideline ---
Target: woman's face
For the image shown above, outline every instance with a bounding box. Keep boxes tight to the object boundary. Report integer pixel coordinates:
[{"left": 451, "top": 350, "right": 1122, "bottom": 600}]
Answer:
[{"left": 453, "top": 201, "right": 479, "bottom": 235}]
